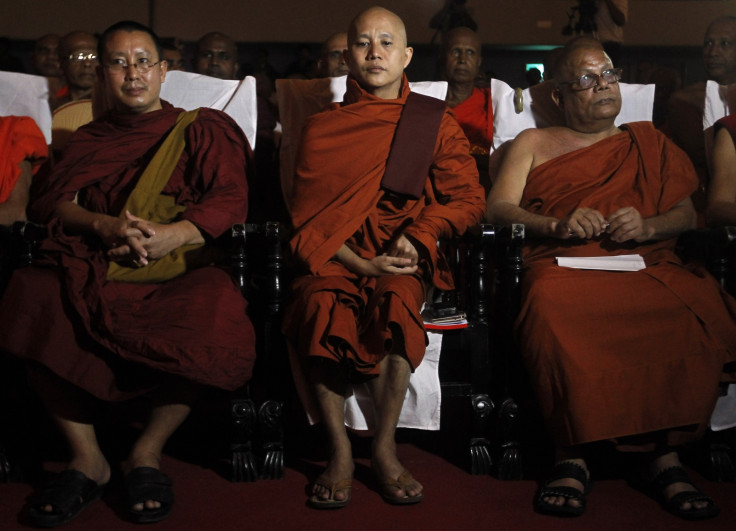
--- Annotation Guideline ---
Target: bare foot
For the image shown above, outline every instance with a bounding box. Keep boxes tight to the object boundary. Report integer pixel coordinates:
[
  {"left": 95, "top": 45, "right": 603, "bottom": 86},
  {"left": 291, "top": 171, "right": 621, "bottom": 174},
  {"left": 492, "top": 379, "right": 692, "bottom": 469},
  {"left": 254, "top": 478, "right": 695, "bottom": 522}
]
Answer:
[
  {"left": 372, "top": 442, "right": 423, "bottom": 501},
  {"left": 310, "top": 448, "right": 354, "bottom": 504}
]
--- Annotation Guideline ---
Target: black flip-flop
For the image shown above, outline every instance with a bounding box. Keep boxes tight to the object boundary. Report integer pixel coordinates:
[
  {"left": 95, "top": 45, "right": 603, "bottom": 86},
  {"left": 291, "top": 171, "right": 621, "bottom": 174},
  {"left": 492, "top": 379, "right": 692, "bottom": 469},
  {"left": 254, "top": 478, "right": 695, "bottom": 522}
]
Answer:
[
  {"left": 125, "top": 466, "right": 174, "bottom": 524},
  {"left": 27, "top": 469, "right": 106, "bottom": 528}
]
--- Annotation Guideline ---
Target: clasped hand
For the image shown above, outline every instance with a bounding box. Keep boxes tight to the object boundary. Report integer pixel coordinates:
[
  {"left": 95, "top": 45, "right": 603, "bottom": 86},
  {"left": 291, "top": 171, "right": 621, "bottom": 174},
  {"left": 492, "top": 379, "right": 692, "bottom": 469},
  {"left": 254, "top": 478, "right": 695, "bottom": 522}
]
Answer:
[
  {"left": 101, "top": 211, "right": 182, "bottom": 266},
  {"left": 555, "top": 206, "right": 651, "bottom": 243},
  {"left": 362, "top": 234, "right": 419, "bottom": 276}
]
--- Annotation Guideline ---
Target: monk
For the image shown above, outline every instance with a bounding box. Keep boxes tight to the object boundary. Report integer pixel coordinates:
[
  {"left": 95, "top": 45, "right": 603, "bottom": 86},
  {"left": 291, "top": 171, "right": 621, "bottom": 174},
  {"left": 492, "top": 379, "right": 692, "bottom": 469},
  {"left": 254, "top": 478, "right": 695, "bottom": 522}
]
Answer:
[
  {"left": 0, "top": 20, "right": 255, "bottom": 526},
  {"left": 707, "top": 113, "right": 736, "bottom": 225},
  {"left": 0, "top": 116, "right": 48, "bottom": 225},
  {"left": 487, "top": 37, "right": 736, "bottom": 520},
  {"left": 283, "top": 6, "right": 485, "bottom": 508},
  {"left": 443, "top": 26, "right": 492, "bottom": 157}
]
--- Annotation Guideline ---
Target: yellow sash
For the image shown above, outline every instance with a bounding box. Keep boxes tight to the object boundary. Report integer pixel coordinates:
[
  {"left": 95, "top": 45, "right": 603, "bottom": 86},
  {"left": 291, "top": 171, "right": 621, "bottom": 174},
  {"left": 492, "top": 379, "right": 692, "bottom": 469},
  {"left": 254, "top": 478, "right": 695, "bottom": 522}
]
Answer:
[{"left": 107, "top": 109, "right": 220, "bottom": 283}]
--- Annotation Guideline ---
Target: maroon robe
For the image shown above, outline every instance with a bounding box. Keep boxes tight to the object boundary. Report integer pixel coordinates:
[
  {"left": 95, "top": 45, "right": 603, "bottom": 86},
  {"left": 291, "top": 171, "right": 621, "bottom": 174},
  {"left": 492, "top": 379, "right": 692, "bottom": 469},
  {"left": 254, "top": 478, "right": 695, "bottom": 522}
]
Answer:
[
  {"left": 518, "top": 122, "right": 736, "bottom": 448},
  {"left": 283, "top": 75, "right": 485, "bottom": 377},
  {"left": 0, "top": 102, "right": 256, "bottom": 401}
]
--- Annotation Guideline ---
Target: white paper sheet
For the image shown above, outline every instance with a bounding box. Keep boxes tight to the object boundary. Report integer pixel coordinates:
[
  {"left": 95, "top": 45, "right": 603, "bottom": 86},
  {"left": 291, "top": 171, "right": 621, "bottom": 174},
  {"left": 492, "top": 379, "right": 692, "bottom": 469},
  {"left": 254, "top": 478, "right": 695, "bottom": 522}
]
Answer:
[{"left": 556, "top": 254, "right": 646, "bottom": 271}]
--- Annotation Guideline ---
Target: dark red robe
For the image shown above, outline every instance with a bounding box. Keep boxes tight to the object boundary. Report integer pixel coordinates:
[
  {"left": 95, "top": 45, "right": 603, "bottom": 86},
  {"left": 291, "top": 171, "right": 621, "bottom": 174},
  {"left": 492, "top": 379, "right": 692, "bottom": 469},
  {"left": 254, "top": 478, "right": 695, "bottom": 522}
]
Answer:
[
  {"left": 452, "top": 86, "right": 493, "bottom": 155},
  {"left": 283, "top": 75, "right": 485, "bottom": 376},
  {"left": 518, "top": 121, "right": 736, "bottom": 448},
  {"left": 0, "top": 102, "right": 256, "bottom": 401}
]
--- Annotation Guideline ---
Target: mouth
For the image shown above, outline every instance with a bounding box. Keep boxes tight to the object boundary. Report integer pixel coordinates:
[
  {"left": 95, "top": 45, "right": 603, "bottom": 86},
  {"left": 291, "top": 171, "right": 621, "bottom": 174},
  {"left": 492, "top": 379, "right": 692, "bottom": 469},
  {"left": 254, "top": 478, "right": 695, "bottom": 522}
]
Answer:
[{"left": 123, "top": 85, "right": 146, "bottom": 96}]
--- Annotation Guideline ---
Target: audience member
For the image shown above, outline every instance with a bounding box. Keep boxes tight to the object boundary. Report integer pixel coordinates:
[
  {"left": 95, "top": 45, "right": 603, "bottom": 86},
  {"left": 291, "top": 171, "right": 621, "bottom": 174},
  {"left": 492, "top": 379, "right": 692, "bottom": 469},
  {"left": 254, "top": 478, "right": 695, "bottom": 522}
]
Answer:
[
  {"left": 284, "top": 44, "right": 318, "bottom": 79},
  {"left": 31, "top": 33, "right": 64, "bottom": 109},
  {"left": 707, "top": 112, "right": 736, "bottom": 225},
  {"left": 0, "top": 116, "right": 48, "bottom": 225},
  {"left": 283, "top": 6, "right": 485, "bottom": 508},
  {"left": 195, "top": 32, "right": 239, "bottom": 80},
  {"left": 0, "top": 20, "right": 256, "bottom": 526},
  {"left": 55, "top": 31, "right": 98, "bottom": 110},
  {"left": 442, "top": 26, "right": 492, "bottom": 181},
  {"left": 486, "top": 36, "right": 736, "bottom": 521},
  {"left": 161, "top": 42, "right": 185, "bottom": 71},
  {"left": 667, "top": 16, "right": 736, "bottom": 185},
  {"left": 318, "top": 32, "right": 349, "bottom": 78}
]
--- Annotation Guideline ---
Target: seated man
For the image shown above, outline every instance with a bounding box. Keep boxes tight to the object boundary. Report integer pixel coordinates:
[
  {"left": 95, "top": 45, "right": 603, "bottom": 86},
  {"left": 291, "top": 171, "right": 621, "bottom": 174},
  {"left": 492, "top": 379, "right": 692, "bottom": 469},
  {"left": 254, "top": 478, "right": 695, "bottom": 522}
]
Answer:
[
  {"left": 707, "top": 113, "right": 736, "bottom": 225},
  {"left": 317, "top": 32, "right": 349, "bottom": 78},
  {"left": 442, "top": 26, "right": 492, "bottom": 157},
  {"left": 194, "top": 32, "right": 239, "bottom": 80},
  {"left": 487, "top": 37, "right": 736, "bottom": 520},
  {"left": 0, "top": 115, "right": 48, "bottom": 225},
  {"left": 283, "top": 6, "right": 485, "bottom": 508},
  {"left": 0, "top": 21, "right": 255, "bottom": 526},
  {"left": 30, "top": 34, "right": 64, "bottom": 109},
  {"left": 667, "top": 16, "right": 736, "bottom": 187},
  {"left": 54, "top": 31, "right": 98, "bottom": 110}
]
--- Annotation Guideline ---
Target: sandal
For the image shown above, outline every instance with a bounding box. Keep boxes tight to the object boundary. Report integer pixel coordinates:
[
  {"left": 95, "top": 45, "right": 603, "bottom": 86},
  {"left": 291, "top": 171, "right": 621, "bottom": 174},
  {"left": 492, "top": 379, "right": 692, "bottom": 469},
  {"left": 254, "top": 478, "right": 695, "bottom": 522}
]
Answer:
[
  {"left": 27, "top": 469, "right": 106, "bottom": 528},
  {"left": 125, "top": 466, "right": 174, "bottom": 523},
  {"left": 376, "top": 469, "right": 424, "bottom": 505},
  {"left": 637, "top": 466, "right": 720, "bottom": 521},
  {"left": 307, "top": 475, "right": 352, "bottom": 509},
  {"left": 534, "top": 461, "right": 591, "bottom": 517}
]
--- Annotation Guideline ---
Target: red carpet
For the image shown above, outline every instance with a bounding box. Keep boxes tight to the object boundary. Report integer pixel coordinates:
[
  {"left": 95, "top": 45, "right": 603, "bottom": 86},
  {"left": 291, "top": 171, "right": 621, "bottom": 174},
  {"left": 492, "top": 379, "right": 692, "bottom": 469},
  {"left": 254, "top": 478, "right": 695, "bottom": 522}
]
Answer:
[{"left": 2, "top": 434, "right": 735, "bottom": 531}]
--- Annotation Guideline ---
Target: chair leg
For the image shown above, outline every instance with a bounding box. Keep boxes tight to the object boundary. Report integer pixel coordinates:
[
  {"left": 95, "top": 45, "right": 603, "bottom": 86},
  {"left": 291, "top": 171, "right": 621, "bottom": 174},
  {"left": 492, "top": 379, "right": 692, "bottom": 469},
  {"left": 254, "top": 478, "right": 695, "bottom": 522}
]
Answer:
[
  {"left": 697, "top": 428, "right": 736, "bottom": 482},
  {"left": 494, "top": 397, "right": 523, "bottom": 480},
  {"left": 230, "top": 397, "right": 258, "bottom": 482},
  {"left": 469, "top": 394, "right": 493, "bottom": 475},
  {"left": 258, "top": 399, "right": 284, "bottom": 480}
]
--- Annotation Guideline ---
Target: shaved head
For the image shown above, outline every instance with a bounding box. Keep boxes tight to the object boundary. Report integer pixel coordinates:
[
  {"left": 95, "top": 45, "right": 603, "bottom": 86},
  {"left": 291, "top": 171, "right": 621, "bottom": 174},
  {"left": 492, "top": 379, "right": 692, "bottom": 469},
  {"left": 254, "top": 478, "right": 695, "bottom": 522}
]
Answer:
[
  {"left": 552, "top": 36, "right": 608, "bottom": 82},
  {"left": 443, "top": 26, "right": 480, "bottom": 54},
  {"left": 348, "top": 6, "right": 407, "bottom": 47}
]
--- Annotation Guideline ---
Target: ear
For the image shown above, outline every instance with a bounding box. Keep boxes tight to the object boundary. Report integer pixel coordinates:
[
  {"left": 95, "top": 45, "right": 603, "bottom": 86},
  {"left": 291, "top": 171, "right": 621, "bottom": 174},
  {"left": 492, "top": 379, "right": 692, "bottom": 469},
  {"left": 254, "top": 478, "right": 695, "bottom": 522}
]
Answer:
[
  {"left": 403, "top": 46, "right": 413, "bottom": 69},
  {"left": 159, "top": 58, "right": 168, "bottom": 83},
  {"left": 551, "top": 87, "right": 563, "bottom": 109}
]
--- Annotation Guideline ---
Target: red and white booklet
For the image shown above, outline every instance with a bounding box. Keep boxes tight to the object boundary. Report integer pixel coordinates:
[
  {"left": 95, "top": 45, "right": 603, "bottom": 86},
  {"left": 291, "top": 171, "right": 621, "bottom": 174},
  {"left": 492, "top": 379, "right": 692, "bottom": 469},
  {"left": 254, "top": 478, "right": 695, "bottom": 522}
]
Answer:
[{"left": 422, "top": 310, "right": 468, "bottom": 330}]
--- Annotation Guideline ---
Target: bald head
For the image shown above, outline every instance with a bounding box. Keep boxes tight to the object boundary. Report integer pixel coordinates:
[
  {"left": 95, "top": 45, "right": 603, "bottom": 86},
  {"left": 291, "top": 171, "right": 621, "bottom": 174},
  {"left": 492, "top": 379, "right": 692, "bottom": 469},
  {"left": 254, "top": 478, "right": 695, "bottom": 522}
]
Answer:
[
  {"left": 345, "top": 6, "right": 413, "bottom": 99},
  {"left": 195, "top": 32, "right": 238, "bottom": 79},
  {"left": 59, "top": 31, "right": 98, "bottom": 94},
  {"left": 552, "top": 36, "right": 607, "bottom": 82},
  {"left": 319, "top": 32, "right": 349, "bottom": 77},
  {"left": 443, "top": 26, "right": 481, "bottom": 86},
  {"left": 32, "top": 34, "right": 61, "bottom": 77},
  {"left": 348, "top": 6, "right": 408, "bottom": 47},
  {"left": 704, "top": 16, "right": 736, "bottom": 84}
]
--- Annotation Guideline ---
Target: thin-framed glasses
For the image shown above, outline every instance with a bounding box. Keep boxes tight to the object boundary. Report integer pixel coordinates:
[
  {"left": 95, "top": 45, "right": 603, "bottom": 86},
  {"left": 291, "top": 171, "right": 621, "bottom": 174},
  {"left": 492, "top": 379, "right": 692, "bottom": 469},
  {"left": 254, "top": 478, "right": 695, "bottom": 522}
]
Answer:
[
  {"left": 104, "top": 58, "right": 160, "bottom": 74},
  {"left": 68, "top": 53, "right": 98, "bottom": 63},
  {"left": 557, "top": 68, "right": 623, "bottom": 90}
]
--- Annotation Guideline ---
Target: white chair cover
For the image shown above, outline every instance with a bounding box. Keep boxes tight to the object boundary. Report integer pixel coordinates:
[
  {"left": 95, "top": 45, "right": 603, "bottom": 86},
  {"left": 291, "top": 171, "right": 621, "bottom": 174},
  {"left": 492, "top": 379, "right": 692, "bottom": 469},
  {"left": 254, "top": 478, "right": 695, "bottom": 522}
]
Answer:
[
  {"left": 160, "top": 71, "right": 258, "bottom": 149},
  {"left": 277, "top": 76, "right": 449, "bottom": 431},
  {"left": 0, "top": 71, "right": 53, "bottom": 144}
]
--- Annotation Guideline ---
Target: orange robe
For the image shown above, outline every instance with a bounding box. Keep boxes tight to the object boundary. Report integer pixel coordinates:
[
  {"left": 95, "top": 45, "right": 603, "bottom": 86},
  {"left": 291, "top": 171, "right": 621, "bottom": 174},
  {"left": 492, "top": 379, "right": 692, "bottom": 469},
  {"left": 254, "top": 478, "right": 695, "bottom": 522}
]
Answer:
[
  {"left": 517, "top": 122, "right": 736, "bottom": 448},
  {"left": 283, "top": 75, "right": 485, "bottom": 377},
  {"left": 452, "top": 87, "right": 493, "bottom": 155},
  {"left": 0, "top": 116, "right": 47, "bottom": 204}
]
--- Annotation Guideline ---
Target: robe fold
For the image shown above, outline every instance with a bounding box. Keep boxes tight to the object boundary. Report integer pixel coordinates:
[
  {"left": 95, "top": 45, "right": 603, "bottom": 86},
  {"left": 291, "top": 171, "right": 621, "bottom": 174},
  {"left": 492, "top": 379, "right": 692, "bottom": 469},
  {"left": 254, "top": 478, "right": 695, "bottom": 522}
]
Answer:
[
  {"left": 0, "top": 101, "right": 256, "bottom": 401},
  {"left": 284, "top": 75, "right": 485, "bottom": 376},
  {"left": 0, "top": 116, "right": 48, "bottom": 204},
  {"left": 517, "top": 121, "right": 736, "bottom": 448},
  {"left": 452, "top": 86, "right": 493, "bottom": 155}
]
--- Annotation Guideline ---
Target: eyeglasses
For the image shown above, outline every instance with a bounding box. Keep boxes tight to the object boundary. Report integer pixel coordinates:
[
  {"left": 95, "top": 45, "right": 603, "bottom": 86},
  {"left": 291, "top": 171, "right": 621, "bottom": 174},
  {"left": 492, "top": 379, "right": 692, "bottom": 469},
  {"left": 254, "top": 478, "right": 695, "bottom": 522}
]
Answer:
[
  {"left": 557, "top": 68, "right": 623, "bottom": 90},
  {"left": 68, "top": 53, "right": 98, "bottom": 63},
  {"left": 104, "top": 58, "right": 160, "bottom": 74}
]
